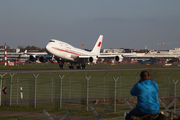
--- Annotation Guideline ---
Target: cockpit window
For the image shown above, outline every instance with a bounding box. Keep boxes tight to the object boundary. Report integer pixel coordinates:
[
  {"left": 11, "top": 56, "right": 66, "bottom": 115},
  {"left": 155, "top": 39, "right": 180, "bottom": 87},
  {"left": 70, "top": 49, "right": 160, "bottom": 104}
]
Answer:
[{"left": 49, "top": 40, "right": 55, "bottom": 42}]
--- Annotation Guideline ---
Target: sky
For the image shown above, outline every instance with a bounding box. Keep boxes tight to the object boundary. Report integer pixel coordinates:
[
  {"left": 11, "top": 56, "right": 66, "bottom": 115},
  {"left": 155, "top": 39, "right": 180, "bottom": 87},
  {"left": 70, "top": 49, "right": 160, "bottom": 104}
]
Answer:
[{"left": 0, "top": 1, "right": 180, "bottom": 50}]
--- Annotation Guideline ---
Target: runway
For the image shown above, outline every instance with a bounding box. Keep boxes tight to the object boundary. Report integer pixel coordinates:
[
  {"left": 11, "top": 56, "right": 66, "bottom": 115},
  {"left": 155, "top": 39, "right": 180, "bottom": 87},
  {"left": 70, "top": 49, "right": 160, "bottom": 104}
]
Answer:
[{"left": 0, "top": 67, "right": 179, "bottom": 73}]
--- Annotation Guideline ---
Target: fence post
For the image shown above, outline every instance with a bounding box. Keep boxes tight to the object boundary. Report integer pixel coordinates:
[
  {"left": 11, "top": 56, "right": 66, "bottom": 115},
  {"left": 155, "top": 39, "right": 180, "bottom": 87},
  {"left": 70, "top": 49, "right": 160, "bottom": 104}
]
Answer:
[
  {"left": 113, "top": 77, "right": 119, "bottom": 113},
  {"left": 166, "top": 72, "right": 172, "bottom": 96},
  {"left": 59, "top": 110, "right": 71, "bottom": 120},
  {"left": 134, "top": 72, "right": 139, "bottom": 83},
  {"left": 85, "top": 76, "right": 91, "bottom": 111},
  {"left": 59, "top": 75, "right": 65, "bottom": 109},
  {"left": 85, "top": 72, "right": 91, "bottom": 77},
  {"left": 124, "top": 99, "right": 133, "bottom": 110},
  {"left": 43, "top": 109, "right": 70, "bottom": 120},
  {"left": 9, "top": 73, "right": 15, "bottom": 106},
  {"left": 88, "top": 104, "right": 113, "bottom": 120},
  {"left": 42, "top": 109, "right": 54, "bottom": 120},
  {"left": 172, "top": 79, "right": 178, "bottom": 113},
  {"left": 118, "top": 72, "right": 123, "bottom": 98},
  {"left": 158, "top": 98, "right": 178, "bottom": 116},
  {"left": 33, "top": 73, "right": 39, "bottom": 108},
  {"left": 101, "top": 72, "right": 107, "bottom": 99},
  {"left": 67, "top": 72, "right": 73, "bottom": 102},
  {"left": 50, "top": 73, "right": 56, "bottom": 102},
  {"left": 15, "top": 73, "right": 21, "bottom": 105},
  {"left": 0, "top": 73, "right": 7, "bottom": 106}
]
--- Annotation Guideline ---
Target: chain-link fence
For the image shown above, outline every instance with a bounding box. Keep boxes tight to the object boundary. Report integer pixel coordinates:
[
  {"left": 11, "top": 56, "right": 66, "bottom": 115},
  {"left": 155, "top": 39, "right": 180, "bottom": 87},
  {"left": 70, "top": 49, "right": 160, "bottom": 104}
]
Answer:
[{"left": 0, "top": 70, "right": 180, "bottom": 116}]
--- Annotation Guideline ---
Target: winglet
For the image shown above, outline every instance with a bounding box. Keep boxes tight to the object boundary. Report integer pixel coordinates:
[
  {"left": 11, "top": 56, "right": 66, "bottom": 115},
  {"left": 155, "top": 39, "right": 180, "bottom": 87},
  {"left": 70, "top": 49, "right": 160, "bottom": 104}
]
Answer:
[{"left": 91, "top": 35, "right": 103, "bottom": 54}]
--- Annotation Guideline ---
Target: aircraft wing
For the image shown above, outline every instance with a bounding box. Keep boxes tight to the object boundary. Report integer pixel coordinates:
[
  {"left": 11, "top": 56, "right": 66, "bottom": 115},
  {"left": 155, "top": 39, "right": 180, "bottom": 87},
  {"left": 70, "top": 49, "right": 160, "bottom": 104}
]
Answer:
[
  {"left": 122, "top": 54, "right": 180, "bottom": 58},
  {"left": 24, "top": 50, "right": 49, "bottom": 57},
  {"left": 98, "top": 54, "right": 123, "bottom": 62},
  {"left": 78, "top": 55, "right": 121, "bottom": 59},
  {"left": 97, "top": 54, "right": 119, "bottom": 58},
  {"left": 24, "top": 50, "right": 52, "bottom": 63},
  {"left": 72, "top": 54, "right": 123, "bottom": 63},
  {"left": 78, "top": 55, "right": 96, "bottom": 58},
  {"left": 122, "top": 53, "right": 145, "bottom": 57}
]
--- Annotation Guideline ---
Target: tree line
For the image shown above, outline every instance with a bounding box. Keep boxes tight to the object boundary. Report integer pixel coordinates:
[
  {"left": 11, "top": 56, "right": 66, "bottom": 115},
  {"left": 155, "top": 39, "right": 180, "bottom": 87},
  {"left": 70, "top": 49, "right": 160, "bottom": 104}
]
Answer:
[{"left": 17, "top": 45, "right": 46, "bottom": 52}]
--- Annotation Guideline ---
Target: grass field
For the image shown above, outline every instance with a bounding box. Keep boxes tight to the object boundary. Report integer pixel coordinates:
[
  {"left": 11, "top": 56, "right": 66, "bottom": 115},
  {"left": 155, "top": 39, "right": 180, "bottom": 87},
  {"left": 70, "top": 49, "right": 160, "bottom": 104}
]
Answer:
[
  {"left": 0, "top": 62, "right": 180, "bottom": 70},
  {"left": 0, "top": 63, "right": 180, "bottom": 119},
  {"left": 0, "top": 116, "right": 45, "bottom": 120}
]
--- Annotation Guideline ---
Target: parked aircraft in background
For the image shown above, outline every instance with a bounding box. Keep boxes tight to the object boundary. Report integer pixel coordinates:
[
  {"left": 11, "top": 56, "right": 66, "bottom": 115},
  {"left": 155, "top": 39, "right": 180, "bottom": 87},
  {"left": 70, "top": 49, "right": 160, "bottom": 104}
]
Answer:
[{"left": 45, "top": 35, "right": 121, "bottom": 69}]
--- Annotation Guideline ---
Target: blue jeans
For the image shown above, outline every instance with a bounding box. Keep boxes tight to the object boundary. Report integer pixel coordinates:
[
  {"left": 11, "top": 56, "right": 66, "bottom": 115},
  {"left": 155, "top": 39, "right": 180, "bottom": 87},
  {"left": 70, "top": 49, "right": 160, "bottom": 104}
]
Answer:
[{"left": 125, "top": 107, "right": 146, "bottom": 120}]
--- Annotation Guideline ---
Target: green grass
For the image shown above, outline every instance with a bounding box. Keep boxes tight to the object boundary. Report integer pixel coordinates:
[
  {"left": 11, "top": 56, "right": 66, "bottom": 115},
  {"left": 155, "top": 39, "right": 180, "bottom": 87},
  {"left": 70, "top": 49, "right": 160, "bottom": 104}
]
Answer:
[
  {"left": 0, "top": 63, "right": 180, "bottom": 119},
  {"left": 1, "top": 68, "right": 180, "bottom": 100},
  {"left": 0, "top": 116, "right": 45, "bottom": 120},
  {"left": 0, "top": 100, "right": 180, "bottom": 119},
  {"left": 0, "top": 62, "right": 180, "bottom": 70}
]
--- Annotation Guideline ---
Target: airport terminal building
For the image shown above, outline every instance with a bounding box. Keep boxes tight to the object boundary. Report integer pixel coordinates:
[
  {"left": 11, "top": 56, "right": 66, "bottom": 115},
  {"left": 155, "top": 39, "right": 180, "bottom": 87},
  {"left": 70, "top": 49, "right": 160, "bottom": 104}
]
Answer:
[
  {"left": 0, "top": 45, "right": 27, "bottom": 62},
  {"left": 101, "top": 48, "right": 180, "bottom": 63}
]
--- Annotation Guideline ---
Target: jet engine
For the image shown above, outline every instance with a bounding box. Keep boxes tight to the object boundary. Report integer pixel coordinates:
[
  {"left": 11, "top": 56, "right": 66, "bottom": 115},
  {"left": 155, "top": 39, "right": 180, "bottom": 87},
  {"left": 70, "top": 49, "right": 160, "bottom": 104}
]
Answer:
[
  {"left": 39, "top": 56, "right": 47, "bottom": 63},
  {"left": 89, "top": 57, "right": 93, "bottom": 63},
  {"left": 114, "top": 55, "right": 123, "bottom": 62},
  {"left": 115, "top": 56, "right": 119, "bottom": 61},
  {"left": 29, "top": 55, "right": 36, "bottom": 61}
]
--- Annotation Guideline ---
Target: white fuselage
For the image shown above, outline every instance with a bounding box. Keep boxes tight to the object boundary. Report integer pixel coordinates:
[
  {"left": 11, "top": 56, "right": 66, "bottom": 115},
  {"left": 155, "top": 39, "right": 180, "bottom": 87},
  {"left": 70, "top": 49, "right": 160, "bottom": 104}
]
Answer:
[{"left": 45, "top": 39, "right": 96, "bottom": 62}]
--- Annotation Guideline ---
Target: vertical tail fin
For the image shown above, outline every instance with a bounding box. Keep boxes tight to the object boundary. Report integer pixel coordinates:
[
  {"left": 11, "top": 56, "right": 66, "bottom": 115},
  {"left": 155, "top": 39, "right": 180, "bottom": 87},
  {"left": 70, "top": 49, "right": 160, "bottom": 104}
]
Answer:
[
  {"left": 24, "top": 50, "right": 27, "bottom": 54},
  {"left": 91, "top": 35, "right": 103, "bottom": 54}
]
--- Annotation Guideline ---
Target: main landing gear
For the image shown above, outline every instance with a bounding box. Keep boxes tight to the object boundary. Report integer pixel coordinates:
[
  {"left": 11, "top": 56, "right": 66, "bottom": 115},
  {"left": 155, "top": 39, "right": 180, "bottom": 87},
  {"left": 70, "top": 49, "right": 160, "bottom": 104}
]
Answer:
[
  {"left": 59, "top": 62, "right": 64, "bottom": 69},
  {"left": 81, "top": 64, "right": 86, "bottom": 69},
  {"left": 57, "top": 60, "right": 64, "bottom": 69},
  {"left": 69, "top": 63, "right": 74, "bottom": 69},
  {"left": 58, "top": 61, "right": 86, "bottom": 70},
  {"left": 69, "top": 63, "right": 86, "bottom": 69}
]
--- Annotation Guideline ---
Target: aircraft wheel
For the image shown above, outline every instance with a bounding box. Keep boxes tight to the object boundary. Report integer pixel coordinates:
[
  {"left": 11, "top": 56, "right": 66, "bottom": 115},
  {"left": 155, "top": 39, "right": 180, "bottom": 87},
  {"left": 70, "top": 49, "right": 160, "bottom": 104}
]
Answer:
[
  {"left": 59, "top": 65, "right": 64, "bottom": 69},
  {"left": 81, "top": 64, "right": 86, "bottom": 69},
  {"left": 69, "top": 66, "right": 74, "bottom": 69},
  {"left": 76, "top": 66, "right": 81, "bottom": 69}
]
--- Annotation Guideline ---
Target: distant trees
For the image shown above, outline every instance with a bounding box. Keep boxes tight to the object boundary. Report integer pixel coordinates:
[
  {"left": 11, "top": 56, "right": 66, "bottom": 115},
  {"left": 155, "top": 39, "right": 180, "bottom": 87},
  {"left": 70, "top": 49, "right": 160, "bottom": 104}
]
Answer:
[
  {"left": 17, "top": 46, "right": 25, "bottom": 52},
  {"left": 17, "top": 45, "right": 45, "bottom": 52}
]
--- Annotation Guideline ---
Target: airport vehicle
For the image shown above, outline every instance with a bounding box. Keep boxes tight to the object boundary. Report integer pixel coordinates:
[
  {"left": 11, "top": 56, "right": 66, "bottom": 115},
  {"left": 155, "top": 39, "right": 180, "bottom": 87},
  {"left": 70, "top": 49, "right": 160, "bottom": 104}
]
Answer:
[{"left": 45, "top": 35, "right": 121, "bottom": 69}]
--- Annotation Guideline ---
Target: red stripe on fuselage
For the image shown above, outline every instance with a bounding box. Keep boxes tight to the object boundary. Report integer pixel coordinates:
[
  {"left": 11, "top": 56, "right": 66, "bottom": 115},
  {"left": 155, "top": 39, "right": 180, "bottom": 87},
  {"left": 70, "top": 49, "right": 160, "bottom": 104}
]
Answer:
[
  {"left": 53, "top": 48, "right": 81, "bottom": 55},
  {"left": 98, "top": 42, "right": 101, "bottom": 47}
]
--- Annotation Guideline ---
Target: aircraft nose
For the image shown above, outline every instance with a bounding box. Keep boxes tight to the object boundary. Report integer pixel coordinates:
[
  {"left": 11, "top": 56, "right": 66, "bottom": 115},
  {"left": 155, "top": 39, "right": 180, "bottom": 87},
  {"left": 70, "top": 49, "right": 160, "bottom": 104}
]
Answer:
[{"left": 45, "top": 44, "right": 50, "bottom": 53}]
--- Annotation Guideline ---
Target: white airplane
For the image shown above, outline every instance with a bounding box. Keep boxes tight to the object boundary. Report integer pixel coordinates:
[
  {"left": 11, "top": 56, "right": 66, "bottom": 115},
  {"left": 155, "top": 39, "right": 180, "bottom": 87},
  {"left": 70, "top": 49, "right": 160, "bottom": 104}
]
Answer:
[{"left": 45, "top": 35, "right": 121, "bottom": 69}]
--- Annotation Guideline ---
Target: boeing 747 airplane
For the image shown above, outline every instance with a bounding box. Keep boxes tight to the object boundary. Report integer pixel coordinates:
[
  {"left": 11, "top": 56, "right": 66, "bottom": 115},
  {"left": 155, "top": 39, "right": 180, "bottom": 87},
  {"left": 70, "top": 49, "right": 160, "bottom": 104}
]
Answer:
[{"left": 45, "top": 35, "right": 121, "bottom": 69}]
